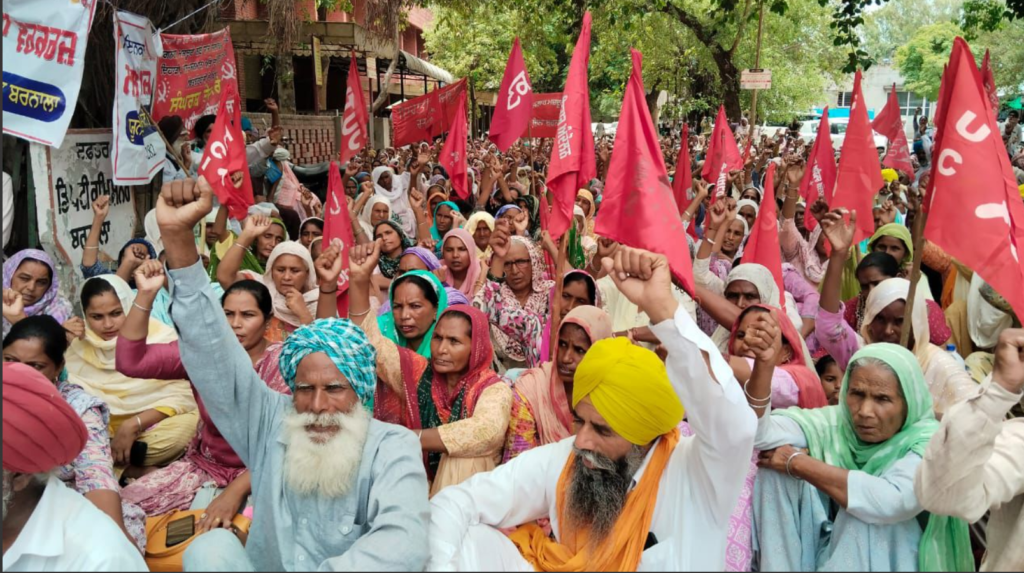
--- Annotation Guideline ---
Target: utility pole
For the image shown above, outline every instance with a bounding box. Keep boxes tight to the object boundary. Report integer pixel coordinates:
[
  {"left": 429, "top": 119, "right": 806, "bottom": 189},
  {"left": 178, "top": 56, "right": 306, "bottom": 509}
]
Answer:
[{"left": 748, "top": 0, "right": 767, "bottom": 132}]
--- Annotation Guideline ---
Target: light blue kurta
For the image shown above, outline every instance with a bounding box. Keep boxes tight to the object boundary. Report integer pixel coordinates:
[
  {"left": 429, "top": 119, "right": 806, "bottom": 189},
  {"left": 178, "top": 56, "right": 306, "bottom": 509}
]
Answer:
[
  {"left": 168, "top": 260, "right": 430, "bottom": 571},
  {"left": 751, "top": 414, "right": 926, "bottom": 571}
]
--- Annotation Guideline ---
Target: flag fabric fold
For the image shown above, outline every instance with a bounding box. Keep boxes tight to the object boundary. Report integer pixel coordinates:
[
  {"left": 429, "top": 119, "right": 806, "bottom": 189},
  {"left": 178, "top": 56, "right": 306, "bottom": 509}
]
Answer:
[
  {"left": 872, "top": 85, "right": 914, "bottom": 176},
  {"left": 198, "top": 82, "right": 254, "bottom": 222},
  {"left": 830, "top": 70, "right": 883, "bottom": 244},
  {"left": 595, "top": 48, "right": 695, "bottom": 296},
  {"left": 797, "top": 107, "right": 837, "bottom": 232},
  {"left": 700, "top": 105, "right": 743, "bottom": 202},
  {"left": 741, "top": 162, "right": 786, "bottom": 308},
  {"left": 323, "top": 161, "right": 355, "bottom": 316},
  {"left": 980, "top": 49, "right": 1000, "bottom": 122},
  {"left": 489, "top": 38, "right": 533, "bottom": 152},
  {"left": 924, "top": 37, "right": 1024, "bottom": 322},
  {"left": 339, "top": 53, "right": 368, "bottom": 166},
  {"left": 545, "top": 12, "right": 596, "bottom": 241},
  {"left": 439, "top": 90, "right": 470, "bottom": 200}
]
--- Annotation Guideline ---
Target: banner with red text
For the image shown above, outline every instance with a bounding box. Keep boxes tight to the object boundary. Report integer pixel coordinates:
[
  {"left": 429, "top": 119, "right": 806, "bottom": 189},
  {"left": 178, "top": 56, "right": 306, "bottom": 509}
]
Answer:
[
  {"left": 521, "top": 93, "right": 563, "bottom": 139},
  {"left": 112, "top": 10, "right": 165, "bottom": 185},
  {"left": 2, "top": 0, "right": 98, "bottom": 148},
  {"left": 391, "top": 79, "right": 466, "bottom": 147},
  {"left": 152, "top": 28, "right": 239, "bottom": 135}
]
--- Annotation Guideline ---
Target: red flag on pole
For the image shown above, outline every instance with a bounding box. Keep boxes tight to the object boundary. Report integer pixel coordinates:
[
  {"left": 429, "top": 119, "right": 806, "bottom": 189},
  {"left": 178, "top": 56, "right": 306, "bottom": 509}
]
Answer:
[
  {"left": 797, "top": 107, "right": 837, "bottom": 232},
  {"left": 700, "top": 105, "right": 743, "bottom": 203},
  {"left": 596, "top": 49, "right": 695, "bottom": 296},
  {"left": 322, "top": 161, "right": 354, "bottom": 316},
  {"left": 831, "top": 70, "right": 883, "bottom": 244},
  {"left": 198, "top": 82, "right": 254, "bottom": 221},
  {"left": 741, "top": 162, "right": 785, "bottom": 308},
  {"left": 872, "top": 85, "right": 914, "bottom": 176},
  {"left": 980, "top": 50, "right": 1000, "bottom": 121},
  {"left": 489, "top": 38, "right": 533, "bottom": 152},
  {"left": 924, "top": 37, "right": 1024, "bottom": 322},
  {"left": 440, "top": 90, "right": 470, "bottom": 200},
  {"left": 339, "top": 53, "right": 368, "bottom": 166},
  {"left": 673, "top": 124, "right": 693, "bottom": 215},
  {"left": 545, "top": 12, "right": 596, "bottom": 241}
]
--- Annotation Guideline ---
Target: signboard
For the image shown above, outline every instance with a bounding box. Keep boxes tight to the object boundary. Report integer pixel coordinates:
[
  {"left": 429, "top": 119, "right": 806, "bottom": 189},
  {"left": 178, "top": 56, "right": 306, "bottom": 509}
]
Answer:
[
  {"left": 2, "top": 0, "right": 98, "bottom": 148},
  {"left": 740, "top": 69, "right": 772, "bottom": 90},
  {"left": 152, "top": 28, "right": 239, "bottom": 134},
  {"left": 112, "top": 10, "right": 165, "bottom": 185},
  {"left": 313, "top": 36, "right": 323, "bottom": 86},
  {"left": 31, "top": 130, "right": 137, "bottom": 298},
  {"left": 522, "top": 93, "right": 563, "bottom": 138}
]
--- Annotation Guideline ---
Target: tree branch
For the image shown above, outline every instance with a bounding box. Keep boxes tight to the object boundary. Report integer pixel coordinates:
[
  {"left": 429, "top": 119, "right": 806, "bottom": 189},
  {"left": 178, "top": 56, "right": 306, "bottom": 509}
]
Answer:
[
  {"left": 662, "top": 2, "right": 722, "bottom": 53},
  {"left": 728, "top": 0, "right": 756, "bottom": 55}
]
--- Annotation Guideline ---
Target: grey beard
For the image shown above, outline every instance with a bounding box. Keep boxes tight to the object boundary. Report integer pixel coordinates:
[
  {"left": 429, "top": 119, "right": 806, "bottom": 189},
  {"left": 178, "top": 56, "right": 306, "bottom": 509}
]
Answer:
[
  {"left": 564, "top": 445, "right": 646, "bottom": 545},
  {"left": 2, "top": 470, "right": 13, "bottom": 522}
]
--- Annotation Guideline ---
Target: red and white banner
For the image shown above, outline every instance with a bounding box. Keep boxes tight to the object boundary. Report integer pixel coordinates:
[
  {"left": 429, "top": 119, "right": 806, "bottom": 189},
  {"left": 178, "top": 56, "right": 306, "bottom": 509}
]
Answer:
[
  {"left": 323, "top": 161, "right": 354, "bottom": 316},
  {"left": 152, "top": 28, "right": 239, "bottom": 134},
  {"left": 339, "top": 54, "right": 368, "bottom": 166},
  {"left": 391, "top": 79, "right": 467, "bottom": 147},
  {"left": 198, "top": 82, "right": 253, "bottom": 222},
  {"left": 112, "top": 10, "right": 164, "bottom": 185},
  {"left": 924, "top": 37, "right": 1024, "bottom": 322},
  {"left": 2, "top": 0, "right": 98, "bottom": 148},
  {"left": 521, "top": 93, "right": 563, "bottom": 138},
  {"left": 489, "top": 37, "right": 533, "bottom": 152},
  {"left": 701, "top": 105, "right": 743, "bottom": 202}
]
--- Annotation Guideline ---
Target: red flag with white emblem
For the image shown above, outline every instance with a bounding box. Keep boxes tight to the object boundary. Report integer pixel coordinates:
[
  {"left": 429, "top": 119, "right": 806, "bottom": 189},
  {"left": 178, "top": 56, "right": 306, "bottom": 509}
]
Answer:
[
  {"left": 797, "top": 107, "right": 837, "bottom": 232},
  {"left": 596, "top": 49, "right": 694, "bottom": 296},
  {"left": 489, "top": 38, "right": 533, "bottom": 153},
  {"left": 439, "top": 90, "right": 469, "bottom": 200},
  {"left": 872, "top": 86, "right": 914, "bottom": 176},
  {"left": 198, "top": 82, "right": 253, "bottom": 221},
  {"left": 339, "top": 53, "right": 368, "bottom": 166},
  {"left": 700, "top": 105, "right": 743, "bottom": 203},
  {"left": 322, "top": 161, "right": 353, "bottom": 315},
  {"left": 831, "top": 70, "right": 883, "bottom": 244},
  {"left": 924, "top": 37, "right": 1024, "bottom": 321}
]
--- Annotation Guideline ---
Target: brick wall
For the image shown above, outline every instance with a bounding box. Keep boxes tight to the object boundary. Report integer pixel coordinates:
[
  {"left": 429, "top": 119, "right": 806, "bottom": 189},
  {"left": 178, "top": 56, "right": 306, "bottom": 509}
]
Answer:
[{"left": 243, "top": 112, "right": 338, "bottom": 165}]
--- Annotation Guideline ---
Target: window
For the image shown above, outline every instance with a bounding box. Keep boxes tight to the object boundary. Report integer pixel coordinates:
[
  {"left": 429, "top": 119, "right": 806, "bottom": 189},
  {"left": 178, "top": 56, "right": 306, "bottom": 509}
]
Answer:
[
  {"left": 893, "top": 91, "right": 930, "bottom": 118},
  {"left": 837, "top": 92, "right": 854, "bottom": 107}
]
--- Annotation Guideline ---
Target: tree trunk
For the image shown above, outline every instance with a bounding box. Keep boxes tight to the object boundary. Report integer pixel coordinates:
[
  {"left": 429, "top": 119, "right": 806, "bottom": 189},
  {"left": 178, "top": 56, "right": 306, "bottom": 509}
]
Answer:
[
  {"left": 711, "top": 50, "right": 742, "bottom": 121},
  {"left": 276, "top": 50, "right": 297, "bottom": 113}
]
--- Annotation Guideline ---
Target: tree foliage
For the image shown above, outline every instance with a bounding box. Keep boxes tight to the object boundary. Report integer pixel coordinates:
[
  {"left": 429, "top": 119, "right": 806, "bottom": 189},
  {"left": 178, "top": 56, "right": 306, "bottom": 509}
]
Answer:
[{"left": 895, "top": 22, "right": 973, "bottom": 100}]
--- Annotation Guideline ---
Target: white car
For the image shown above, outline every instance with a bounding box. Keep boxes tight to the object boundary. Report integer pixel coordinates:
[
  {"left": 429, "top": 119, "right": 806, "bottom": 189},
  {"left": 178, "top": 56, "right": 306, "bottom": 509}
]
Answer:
[{"left": 827, "top": 119, "right": 888, "bottom": 153}]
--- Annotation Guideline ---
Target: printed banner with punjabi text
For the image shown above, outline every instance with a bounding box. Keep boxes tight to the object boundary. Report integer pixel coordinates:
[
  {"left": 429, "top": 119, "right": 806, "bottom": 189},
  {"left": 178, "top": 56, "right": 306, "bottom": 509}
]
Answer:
[{"left": 152, "top": 28, "right": 239, "bottom": 134}]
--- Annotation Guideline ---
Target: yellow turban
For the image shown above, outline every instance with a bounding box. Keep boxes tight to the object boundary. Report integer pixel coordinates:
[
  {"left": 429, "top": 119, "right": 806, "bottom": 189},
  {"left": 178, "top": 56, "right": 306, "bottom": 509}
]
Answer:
[
  {"left": 573, "top": 338, "right": 684, "bottom": 445},
  {"left": 881, "top": 168, "right": 899, "bottom": 184},
  {"left": 1019, "top": 183, "right": 1024, "bottom": 200}
]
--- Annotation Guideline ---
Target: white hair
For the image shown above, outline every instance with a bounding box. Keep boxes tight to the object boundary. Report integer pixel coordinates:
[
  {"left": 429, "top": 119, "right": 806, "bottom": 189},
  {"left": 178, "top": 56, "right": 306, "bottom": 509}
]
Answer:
[{"left": 282, "top": 406, "right": 370, "bottom": 499}]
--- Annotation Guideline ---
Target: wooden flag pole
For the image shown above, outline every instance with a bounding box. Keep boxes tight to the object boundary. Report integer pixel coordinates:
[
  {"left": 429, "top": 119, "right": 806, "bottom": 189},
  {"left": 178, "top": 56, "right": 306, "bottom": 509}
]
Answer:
[
  {"left": 549, "top": 233, "right": 568, "bottom": 362},
  {"left": 899, "top": 208, "right": 929, "bottom": 348}
]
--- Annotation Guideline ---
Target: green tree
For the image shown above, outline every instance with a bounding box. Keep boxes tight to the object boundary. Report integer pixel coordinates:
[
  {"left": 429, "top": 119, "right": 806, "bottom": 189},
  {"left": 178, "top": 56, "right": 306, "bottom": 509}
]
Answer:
[{"left": 895, "top": 22, "right": 974, "bottom": 99}]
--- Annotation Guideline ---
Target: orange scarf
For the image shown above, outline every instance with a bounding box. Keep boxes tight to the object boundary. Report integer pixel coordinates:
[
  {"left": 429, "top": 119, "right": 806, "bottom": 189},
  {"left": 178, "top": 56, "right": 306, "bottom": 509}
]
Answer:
[{"left": 509, "top": 429, "right": 680, "bottom": 572}]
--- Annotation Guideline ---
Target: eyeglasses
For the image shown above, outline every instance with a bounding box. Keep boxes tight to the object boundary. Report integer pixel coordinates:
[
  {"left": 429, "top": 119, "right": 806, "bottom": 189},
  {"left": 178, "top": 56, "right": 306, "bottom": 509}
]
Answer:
[{"left": 503, "top": 258, "right": 531, "bottom": 271}]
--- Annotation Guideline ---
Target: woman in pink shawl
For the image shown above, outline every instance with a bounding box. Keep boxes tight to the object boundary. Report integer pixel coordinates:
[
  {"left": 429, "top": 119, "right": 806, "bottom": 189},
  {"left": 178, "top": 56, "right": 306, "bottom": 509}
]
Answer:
[
  {"left": 441, "top": 228, "right": 485, "bottom": 298},
  {"left": 503, "top": 305, "right": 613, "bottom": 461}
]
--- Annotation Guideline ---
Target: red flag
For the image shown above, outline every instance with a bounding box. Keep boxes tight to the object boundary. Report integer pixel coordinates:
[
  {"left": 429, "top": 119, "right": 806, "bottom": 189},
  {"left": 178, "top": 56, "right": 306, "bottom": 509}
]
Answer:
[
  {"left": 322, "top": 161, "right": 354, "bottom": 316},
  {"left": 198, "top": 82, "right": 253, "bottom": 221},
  {"left": 545, "top": 13, "right": 596, "bottom": 241},
  {"left": 797, "top": 107, "right": 837, "bottom": 232},
  {"left": 521, "top": 93, "right": 563, "bottom": 138},
  {"left": 980, "top": 50, "right": 1000, "bottom": 121},
  {"left": 392, "top": 80, "right": 467, "bottom": 147},
  {"left": 439, "top": 90, "right": 469, "bottom": 200},
  {"left": 924, "top": 37, "right": 1024, "bottom": 322},
  {"left": 700, "top": 105, "right": 743, "bottom": 203},
  {"left": 339, "top": 54, "right": 368, "bottom": 166},
  {"left": 595, "top": 49, "right": 695, "bottom": 296},
  {"left": 872, "top": 86, "right": 914, "bottom": 175},
  {"left": 489, "top": 38, "right": 533, "bottom": 152},
  {"left": 741, "top": 162, "right": 785, "bottom": 308},
  {"left": 831, "top": 70, "right": 883, "bottom": 244},
  {"left": 673, "top": 125, "right": 699, "bottom": 240}
]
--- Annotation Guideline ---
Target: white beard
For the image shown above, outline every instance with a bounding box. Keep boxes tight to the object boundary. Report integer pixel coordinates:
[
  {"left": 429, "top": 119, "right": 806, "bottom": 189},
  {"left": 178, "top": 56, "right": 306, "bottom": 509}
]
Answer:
[
  {"left": 282, "top": 406, "right": 370, "bottom": 499},
  {"left": 2, "top": 470, "right": 13, "bottom": 522}
]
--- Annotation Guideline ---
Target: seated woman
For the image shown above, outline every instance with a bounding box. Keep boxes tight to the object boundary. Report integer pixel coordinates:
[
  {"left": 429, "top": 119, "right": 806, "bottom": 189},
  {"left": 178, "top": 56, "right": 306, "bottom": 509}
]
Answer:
[
  {"left": 694, "top": 197, "right": 748, "bottom": 273},
  {"left": 357, "top": 196, "right": 393, "bottom": 244},
  {"left": 814, "top": 352, "right": 843, "bottom": 406},
  {"left": 298, "top": 217, "right": 323, "bottom": 249},
  {"left": 2, "top": 249, "right": 75, "bottom": 339},
  {"left": 867, "top": 223, "right": 913, "bottom": 276},
  {"left": 372, "top": 220, "right": 416, "bottom": 298},
  {"left": 843, "top": 252, "right": 950, "bottom": 347},
  {"left": 399, "top": 246, "right": 443, "bottom": 275},
  {"left": 474, "top": 228, "right": 554, "bottom": 371},
  {"left": 464, "top": 211, "right": 495, "bottom": 263},
  {"left": 349, "top": 242, "right": 511, "bottom": 496},
  {"left": 504, "top": 305, "right": 613, "bottom": 461},
  {"left": 442, "top": 229, "right": 485, "bottom": 299},
  {"left": 429, "top": 201, "right": 461, "bottom": 257},
  {"left": 779, "top": 184, "right": 828, "bottom": 286},
  {"left": 744, "top": 320, "right": 972, "bottom": 571},
  {"left": 209, "top": 212, "right": 288, "bottom": 281},
  {"left": 3, "top": 316, "right": 148, "bottom": 552},
  {"left": 64, "top": 275, "right": 199, "bottom": 477},
  {"left": 817, "top": 211, "right": 974, "bottom": 416},
  {"left": 374, "top": 268, "right": 448, "bottom": 359},
  {"left": 118, "top": 264, "right": 300, "bottom": 527}
]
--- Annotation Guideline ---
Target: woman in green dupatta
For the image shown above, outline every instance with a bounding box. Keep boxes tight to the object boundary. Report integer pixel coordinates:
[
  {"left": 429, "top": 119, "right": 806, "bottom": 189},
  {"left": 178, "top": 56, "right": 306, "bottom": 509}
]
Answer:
[
  {"left": 377, "top": 270, "right": 449, "bottom": 359},
  {"left": 746, "top": 339, "right": 972, "bottom": 572},
  {"left": 209, "top": 216, "right": 289, "bottom": 285}
]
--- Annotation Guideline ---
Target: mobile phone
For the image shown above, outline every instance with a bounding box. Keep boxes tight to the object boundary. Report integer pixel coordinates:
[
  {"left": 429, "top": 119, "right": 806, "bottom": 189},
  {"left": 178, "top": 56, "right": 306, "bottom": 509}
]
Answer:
[{"left": 165, "top": 515, "right": 196, "bottom": 548}]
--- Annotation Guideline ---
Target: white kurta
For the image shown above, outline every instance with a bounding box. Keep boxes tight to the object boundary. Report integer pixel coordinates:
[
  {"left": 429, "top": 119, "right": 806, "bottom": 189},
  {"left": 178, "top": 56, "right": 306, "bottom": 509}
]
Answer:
[{"left": 427, "top": 306, "right": 758, "bottom": 571}]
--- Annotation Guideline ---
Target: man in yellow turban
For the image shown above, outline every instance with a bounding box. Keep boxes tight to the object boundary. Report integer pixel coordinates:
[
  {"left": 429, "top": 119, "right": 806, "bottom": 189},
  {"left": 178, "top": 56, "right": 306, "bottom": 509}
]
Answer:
[{"left": 426, "top": 247, "right": 758, "bottom": 571}]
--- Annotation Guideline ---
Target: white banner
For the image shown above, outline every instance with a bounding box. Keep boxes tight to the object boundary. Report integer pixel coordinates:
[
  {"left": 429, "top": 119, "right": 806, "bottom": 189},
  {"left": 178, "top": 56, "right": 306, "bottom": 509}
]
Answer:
[
  {"left": 2, "top": 0, "right": 97, "bottom": 148},
  {"left": 112, "top": 10, "right": 164, "bottom": 185},
  {"left": 31, "top": 130, "right": 137, "bottom": 298}
]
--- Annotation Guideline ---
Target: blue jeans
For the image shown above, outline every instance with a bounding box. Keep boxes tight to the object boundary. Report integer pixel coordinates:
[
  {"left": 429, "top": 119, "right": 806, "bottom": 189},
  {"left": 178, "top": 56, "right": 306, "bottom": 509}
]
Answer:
[{"left": 183, "top": 529, "right": 255, "bottom": 572}]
